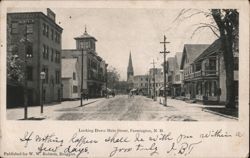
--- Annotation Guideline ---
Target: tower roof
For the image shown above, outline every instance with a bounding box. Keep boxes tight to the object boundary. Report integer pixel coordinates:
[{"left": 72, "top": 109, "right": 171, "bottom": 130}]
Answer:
[
  {"left": 127, "top": 51, "right": 134, "bottom": 72},
  {"left": 74, "top": 26, "right": 97, "bottom": 41}
]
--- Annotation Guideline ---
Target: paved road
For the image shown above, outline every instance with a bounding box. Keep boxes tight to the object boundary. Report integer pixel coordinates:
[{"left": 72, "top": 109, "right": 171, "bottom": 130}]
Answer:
[{"left": 53, "top": 95, "right": 236, "bottom": 121}]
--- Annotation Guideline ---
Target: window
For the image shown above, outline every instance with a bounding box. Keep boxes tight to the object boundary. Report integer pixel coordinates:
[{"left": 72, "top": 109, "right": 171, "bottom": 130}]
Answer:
[
  {"left": 234, "top": 57, "right": 238, "bottom": 70},
  {"left": 26, "top": 66, "right": 33, "bottom": 81},
  {"left": 42, "top": 23, "right": 46, "bottom": 35},
  {"left": 46, "top": 25, "right": 49, "bottom": 37},
  {"left": 11, "top": 22, "right": 18, "bottom": 34},
  {"left": 55, "top": 32, "right": 61, "bottom": 43},
  {"left": 43, "top": 45, "right": 49, "bottom": 59},
  {"left": 26, "top": 24, "right": 33, "bottom": 34},
  {"left": 55, "top": 70, "right": 60, "bottom": 84},
  {"left": 42, "top": 44, "right": 46, "bottom": 58},
  {"left": 209, "top": 58, "right": 216, "bottom": 70},
  {"left": 55, "top": 51, "right": 60, "bottom": 63},
  {"left": 26, "top": 44, "right": 33, "bottom": 57},
  {"left": 73, "top": 72, "right": 76, "bottom": 80},
  {"left": 51, "top": 29, "right": 54, "bottom": 40},
  {"left": 58, "top": 34, "right": 61, "bottom": 43},
  {"left": 73, "top": 86, "right": 78, "bottom": 93},
  {"left": 82, "top": 41, "right": 90, "bottom": 50},
  {"left": 51, "top": 48, "right": 54, "bottom": 61},
  {"left": 46, "top": 46, "right": 49, "bottom": 59}
]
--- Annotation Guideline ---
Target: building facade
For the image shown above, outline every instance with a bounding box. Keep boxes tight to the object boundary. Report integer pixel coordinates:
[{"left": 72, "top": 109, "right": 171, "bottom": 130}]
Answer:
[
  {"left": 7, "top": 9, "right": 63, "bottom": 107},
  {"left": 61, "top": 58, "right": 79, "bottom": 100},
  {"left": 61, "top": 28, "right": 107, "bottom": 98},
  {"left": 180, "top": 44, "right": 209, "bottom": 101},
  {"left": 180, "top": 39, "right": 238, "bottom": 104},
  {"left": 166, "top": 57, "right": 175, "bottom": 97},
  {"left": 173, "top": 52, "right": 184, "bottom": 98},
  {"left": 133, "top": 75, "right": 149, "bottom": 95},
  {"left": 149, "top": 68, "right": 164, "bottom": 97}
]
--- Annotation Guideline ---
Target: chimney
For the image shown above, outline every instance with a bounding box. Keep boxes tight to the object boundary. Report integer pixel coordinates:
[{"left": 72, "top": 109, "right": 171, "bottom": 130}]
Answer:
[{"left": 47, "top": 8, "right": 56, "bottom": 22}]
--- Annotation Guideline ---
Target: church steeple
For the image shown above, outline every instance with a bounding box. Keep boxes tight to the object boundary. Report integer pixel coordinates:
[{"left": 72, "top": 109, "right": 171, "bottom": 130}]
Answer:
[{"left": 127, "top": 51, "right": 134, "bottom": 81}]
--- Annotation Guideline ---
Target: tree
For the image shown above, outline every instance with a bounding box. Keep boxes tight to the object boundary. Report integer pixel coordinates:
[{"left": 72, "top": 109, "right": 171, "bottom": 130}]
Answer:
[
  {"left": 173, "top": 9, "right": 238, "bottom": 108},
  {"left": 114, "top": 81, "right": 130, "bottom": 94},
  {"left": 7, "top": 53, "right": 24, "bottom": 84},
  {"left": 107, "top": 66, "right": 120, "bottom": 90},
  {"left": 211, "top": 9, "right": 238, "bottom": 108}
]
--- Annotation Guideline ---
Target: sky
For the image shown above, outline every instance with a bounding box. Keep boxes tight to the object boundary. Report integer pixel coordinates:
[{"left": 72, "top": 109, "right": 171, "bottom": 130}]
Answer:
[{"left": 8, "top": 8, "right": 218, "bottom": 81}]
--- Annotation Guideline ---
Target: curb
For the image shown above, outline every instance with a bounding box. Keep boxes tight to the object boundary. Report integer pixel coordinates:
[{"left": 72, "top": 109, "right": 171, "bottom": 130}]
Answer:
[
  {"left": 78, "top": 99, "right": 99, "bottom": 107},
  {"left": 202, "top": 108, "right": 238, "bottom": 120}
]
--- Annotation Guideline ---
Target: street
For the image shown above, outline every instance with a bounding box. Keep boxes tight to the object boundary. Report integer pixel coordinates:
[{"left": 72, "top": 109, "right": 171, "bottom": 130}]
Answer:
[{"left": 7, "top": 95, "right": 237, "bottom": 121}]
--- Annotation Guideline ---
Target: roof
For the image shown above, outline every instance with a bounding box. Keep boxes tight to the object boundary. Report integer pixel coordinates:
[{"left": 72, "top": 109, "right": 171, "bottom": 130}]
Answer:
[
  {"left": 194, "top": 39, "right": 221, "bottom": 62},
  {"left": 74, "top": 29, "right": 97, "bottom": 41},
  {"left": 7, "top": 12, "right": 63, "bottom": 32},
  {"left": 61, "top": 58, "right": 77, "bottom": 78},
  {"left": 180, "top": 44, "right": 210, "bottom": 69}
]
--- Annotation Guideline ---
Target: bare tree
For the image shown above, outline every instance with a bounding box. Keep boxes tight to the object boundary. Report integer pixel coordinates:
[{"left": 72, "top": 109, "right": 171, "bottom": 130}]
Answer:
[
  {"left": 107, "top": 66, "right": 120, "bottom": 89},
  {"left": 173, "top": 9, "right": 238, "bottom": 108}
]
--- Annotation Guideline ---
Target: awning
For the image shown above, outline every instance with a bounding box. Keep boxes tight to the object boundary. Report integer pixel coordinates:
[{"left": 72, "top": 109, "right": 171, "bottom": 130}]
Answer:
[
  {"left": 102, "top": 87, "right": 112, "bottom": 92},
  {"left": 130, "top": 88, "right": 137, "bottom": 92}
]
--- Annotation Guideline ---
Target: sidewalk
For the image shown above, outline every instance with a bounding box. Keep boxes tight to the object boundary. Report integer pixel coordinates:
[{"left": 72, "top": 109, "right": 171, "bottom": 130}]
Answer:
[
  {"left": 156, "top": 96, "right": 238, "bottom": 121},
  {"left": 7, "top": 98, "right": 101, "bottom": 120}
]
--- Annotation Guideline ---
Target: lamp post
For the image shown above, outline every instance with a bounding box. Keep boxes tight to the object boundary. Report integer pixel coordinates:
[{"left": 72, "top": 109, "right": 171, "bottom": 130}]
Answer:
[{"left": 40, "top": 71, "right": 46, "bottom": 113}]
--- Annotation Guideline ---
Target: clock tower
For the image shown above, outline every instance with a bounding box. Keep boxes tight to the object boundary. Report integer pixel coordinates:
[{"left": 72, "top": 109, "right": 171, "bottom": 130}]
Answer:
[{"left": 74, "top": 27, "right": 97, "bottom": 52}]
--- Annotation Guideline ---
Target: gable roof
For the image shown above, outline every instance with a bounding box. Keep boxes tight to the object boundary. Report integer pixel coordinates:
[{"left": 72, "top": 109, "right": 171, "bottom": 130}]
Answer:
[
  {"left": 180, "top": 44, "right": 210, "bottom": 69},
  {"left": 194, "top": 39, "right": 221, "bottom": 62},
  {"left": 62, "top": 58, "right": 77, "bottom": 78}
]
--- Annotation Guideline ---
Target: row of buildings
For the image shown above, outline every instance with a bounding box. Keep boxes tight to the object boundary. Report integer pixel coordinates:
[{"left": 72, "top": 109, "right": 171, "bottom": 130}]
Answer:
[
  {"left": 7, "top": 9, "right": 108, "bottom": 108},
  {"left": 126, "top": 53, "right": 164, "bottom": 97},
  {"left": 167, "top": 39, "right": 238, "bottom": 105},
  {"left": 127, "top": 39, "right": 238, "bottom": 105}
]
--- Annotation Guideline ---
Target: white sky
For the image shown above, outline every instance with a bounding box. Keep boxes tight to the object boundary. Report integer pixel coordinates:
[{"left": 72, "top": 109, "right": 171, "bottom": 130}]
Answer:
[{"left": 8, "top": 8, "right": 218, "bottom": 81}]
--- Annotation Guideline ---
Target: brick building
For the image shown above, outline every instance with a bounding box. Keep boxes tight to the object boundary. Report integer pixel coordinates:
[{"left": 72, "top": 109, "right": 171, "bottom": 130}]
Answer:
[{"left": 7, "top": 9, "right": 63, "bottom": 107}]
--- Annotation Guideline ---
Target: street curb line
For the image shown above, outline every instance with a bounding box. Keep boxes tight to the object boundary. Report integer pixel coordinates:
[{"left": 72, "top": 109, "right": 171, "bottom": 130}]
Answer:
[
  {"left": 79, "top": 99, "right": 100, "bottom": 107},
  {"left": 202, "top": 108, "right": 238, "bottom": 120}
]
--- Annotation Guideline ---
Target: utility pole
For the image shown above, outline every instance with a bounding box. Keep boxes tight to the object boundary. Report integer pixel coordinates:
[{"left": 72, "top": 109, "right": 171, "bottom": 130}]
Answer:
[
  {"left": 20, "top": 20, "right": 34, "bottom": 119},
  {"left": 105, "top": 64, "right": 108, "bottom": 98},
  {"left": 147, "top": 72, "right": 150, "bottom": 98},
  {"left": 160, "top": 35, "right": 170, "bottom": 106},
  {"left": 151, "top": 59, "right": 156, "bottom": 101},
  {"left": 80, "top": 47, "right": 84, "bottom": 106}
]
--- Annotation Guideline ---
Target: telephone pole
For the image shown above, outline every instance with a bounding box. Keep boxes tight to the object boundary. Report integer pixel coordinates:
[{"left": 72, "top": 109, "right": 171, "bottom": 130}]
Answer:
[
  {"left": 20, "top": 20, "right": 34, "bottom": 119},
  {"left": 160, "top": 35, "right": 170, "bottom": 106},
  {"left": 151, "top": 59, "right": 156, "bottom": 101}
]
